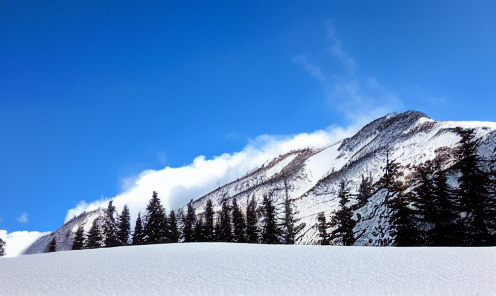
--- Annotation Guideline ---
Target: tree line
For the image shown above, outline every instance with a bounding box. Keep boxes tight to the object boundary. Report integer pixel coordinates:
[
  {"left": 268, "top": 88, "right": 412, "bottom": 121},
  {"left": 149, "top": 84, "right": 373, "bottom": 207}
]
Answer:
[{"left": 317, "top": 128, "right": 496, "bottom": 247}]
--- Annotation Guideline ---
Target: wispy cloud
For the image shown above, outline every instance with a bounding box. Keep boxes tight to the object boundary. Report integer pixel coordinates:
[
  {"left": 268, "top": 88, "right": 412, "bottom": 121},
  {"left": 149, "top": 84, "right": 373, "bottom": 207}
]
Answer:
[
  {"left": 325, "top": 21, "right": 356, "bottom": 75},
  {"left": 292, "top": 55, "right": 326, "bottom": 81},
  {"left": 16, "top": 213, "right": 28, "bottom": 224}
]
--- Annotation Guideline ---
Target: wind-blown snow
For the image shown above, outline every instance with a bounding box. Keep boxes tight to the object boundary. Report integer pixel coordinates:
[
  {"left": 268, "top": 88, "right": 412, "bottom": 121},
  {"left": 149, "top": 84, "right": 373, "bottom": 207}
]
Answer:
[{"left": 0, "top": 243, "right": 494, "bottom": 296}]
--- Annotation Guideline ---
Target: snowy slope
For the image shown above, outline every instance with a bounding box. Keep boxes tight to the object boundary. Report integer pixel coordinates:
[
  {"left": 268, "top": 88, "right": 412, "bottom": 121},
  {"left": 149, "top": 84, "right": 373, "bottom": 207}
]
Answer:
[{"left": 1, "top": 243, "right": 495, "bottom": 296}]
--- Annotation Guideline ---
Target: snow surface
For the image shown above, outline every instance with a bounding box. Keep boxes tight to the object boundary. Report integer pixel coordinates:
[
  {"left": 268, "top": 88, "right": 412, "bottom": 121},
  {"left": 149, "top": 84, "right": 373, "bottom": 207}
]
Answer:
[{"left": 1, "top": 243, "right": 495, "bottom": 296}]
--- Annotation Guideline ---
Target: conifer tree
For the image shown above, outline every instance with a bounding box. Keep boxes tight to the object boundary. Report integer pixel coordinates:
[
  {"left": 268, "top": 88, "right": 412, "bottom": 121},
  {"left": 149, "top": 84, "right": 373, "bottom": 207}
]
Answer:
[
  {"left": 116, "top": 205, "right": 131, "bottom": 246},
  {"left": 143, "top": 191, "right": 168, "bottom": 244},
  {"left": 46, "top": 236, "right": 57, "bottom": 253},
  {"left": 132, "top": 212, "right": 145, "bottom": 245},
  {"left": 194, "top": 216, "right": 205, "bottom": 242},
  {"left": 261, "top": 193, "right": 281, "bottom": 244},
  {"left": 281, "top": 180, "right": 305, "bottom": 244},
  {"left": 317, "top": 212, "right": 329, "bottom": 245},
  {"left": 218, "top": 200, "right": 233, "bottom": 242},
  {"left": 389, "top": 190, "right": 422, "bottom": 246},
  {"left": 72, "top": 225, "right": 85, "bottom": 250},
  {"left": 204, "top": 199, "right": 215, "bottom": 242},
  {"left": 183, "top": 200, "right": 195, "bottom": 242},
  {"left": 454, "top": 128, "right": 496, "bottom": 246},
  {"left": 0, "top": 238, "right": 5, "bottom": 257},
  {"left": 357, "top": 174, "right": 374, "bottom": 207},
  {"left": 85, "top": 217, "right": 103, "bottom": 249},
  {"left": 168, "top": 210, "right": 179, "bottom": 243},
  {"left": 232, "top": 198, "right": 246, "bottom": 243},
  {"left": 245, "top": 195, "right": 259, "bottom": 243},
  {"left": 103, "top": 201, "right": 119, "bottom": 248},
  {"left": 329, "top": 181, "right": 356, "bottom": 246}
]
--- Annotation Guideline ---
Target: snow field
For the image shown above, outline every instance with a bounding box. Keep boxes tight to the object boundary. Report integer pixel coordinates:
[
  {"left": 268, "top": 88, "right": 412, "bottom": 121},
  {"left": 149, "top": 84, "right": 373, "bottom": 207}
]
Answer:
[{"left": 1, "top": 243, "right": 495, "bottom": 296}]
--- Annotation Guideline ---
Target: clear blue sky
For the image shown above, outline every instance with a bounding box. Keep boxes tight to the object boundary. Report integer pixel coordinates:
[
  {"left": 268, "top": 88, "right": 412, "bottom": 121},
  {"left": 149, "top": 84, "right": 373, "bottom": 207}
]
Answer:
[{"left": 1, "top": 0, "right": 495, "bottom": 233}]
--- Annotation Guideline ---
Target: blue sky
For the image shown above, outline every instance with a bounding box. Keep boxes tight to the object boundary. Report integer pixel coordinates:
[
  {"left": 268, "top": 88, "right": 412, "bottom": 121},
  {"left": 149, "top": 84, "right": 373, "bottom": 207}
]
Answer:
[{"left": 1, "top": 0, "right": 495, "bottom": 237}]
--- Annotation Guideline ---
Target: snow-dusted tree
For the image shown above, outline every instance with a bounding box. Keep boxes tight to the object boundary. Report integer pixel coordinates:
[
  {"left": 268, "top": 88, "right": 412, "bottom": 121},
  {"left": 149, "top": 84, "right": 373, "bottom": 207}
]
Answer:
[
  {"left": 103, "top": 201, "right": 119, "bottom": 248},
  {"left": 0, "top": 237, "right": 5, "bottom": 257},
  {"left": 317, "top": 212, "right": 329, "bottom": 245},
  {"left": 245, "top": 195, "right": 259, "bottom": 243},
  {"left": 389, "top": 190, "right": 422, "bottom": 246},
  {"left": 46, "top": 236, "right": 57, "bottom": 253},
  {"left": 72, "top": 225, "right": 85, "bottom": 250},
  {"left": 203, "top": 199, "right": 215, "bottom": 242},
  {"left": 357, "top": 174, "right": 374, "bottom": 207},
  {"left": 168, "top": 210, "right": 179, "bottom": 243},
  {"left": 143, "top": 191, "right": 168, "bottom": 244},
  {"left": 281, "top": 179, "right": 305, "bottom": 244},
  {"left": 232, "top": 198, "right": 246, "bottom": 243},
  {"left": 132, "top": 212, "right": 145, "bottom": 245},
  {"left": 116, "top": 205, "right": 131, "bottom": 246},
  {"left": 261, "top": 193, "right": 281, "bottom": 244},
  {"left": 183, "top": 200, "right": 195, "bottom": 242},
  {"left": 85, "top": 218, "right": 103, "bottom": 249},
  {"left": 329, "top": 181, "right": 356, "bottom": 246},
  {"left": 194, "top": 216, "right": 205, "bottom": 242},
  {"left": 217, "top": 200, "right": 233, "bottom": 242}
]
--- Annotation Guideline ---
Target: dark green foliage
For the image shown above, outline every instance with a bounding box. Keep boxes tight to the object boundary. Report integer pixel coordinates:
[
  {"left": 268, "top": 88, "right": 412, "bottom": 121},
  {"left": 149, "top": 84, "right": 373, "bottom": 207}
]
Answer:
[
  {"left": 245, "top": 195, "right": 259, "bottom": 243},
  {"left": 116, "top": 205, "right": 131, "bottom": 246},
  {"left": 281, "top": 180, "right": 305, "bottom": 244},
  {"left": 389, "top": 191, "right": 422, "bottom": 246},
  {"left": 232, "top": 199, "right": 246, "bottom": 243},
  {"left": 46, "top": 236, "right": 57, "bottom": 253},
  {"left": 168, "top": 210, "right": 179, "bottom": 243},
  {"left": 377, "top": 147, "right": 403, "bottom": 200},
  {"left": 357, "top": 174, "right": 374, "bottom": 207},
  {"left": 183, "top": 200, "right": 195, "bottom": 242},
  {"left": 218, "top": 201, "right": 233, "bottom": 242},
  {"left": 0, "top": 238, "right": 5, "bottom": 257},
  {"left": 261, "top": 193, "right": 281, "bottom": 244},
  {"left": 85, "top": 217, "right": 103, "bottom": 249},
  {"left": 72, "top": 225, "right": 85, "bottom": 250},
  {"left": 203, "top": 199, "right": 215, "bottom": 242},
  {"left": 143, "top": 191, "right": 168, "bottom": 244},
  {"left": 454, "top": 128, "right": 496, "bottom": 246},
  {"left": 329, "top": 181, "right": 356, "bottom": 246},
  {"left": 103, "top": 201, "right": 119, "bottom": 248},
  {"left": 194, "top": 216, "right": 205, "bottom": 242},
  {"left": 132, "top": 212, "right": 145, "bottom": 245},
  {"left": 317, "top": 212, "right": 329, "bottom": 245}
]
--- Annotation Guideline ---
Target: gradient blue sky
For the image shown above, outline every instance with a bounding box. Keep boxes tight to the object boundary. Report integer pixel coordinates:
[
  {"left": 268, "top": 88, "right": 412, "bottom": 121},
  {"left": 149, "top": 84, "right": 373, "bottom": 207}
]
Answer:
[{"left": 1, "top": 0, "right": 495, "bottom": 234}]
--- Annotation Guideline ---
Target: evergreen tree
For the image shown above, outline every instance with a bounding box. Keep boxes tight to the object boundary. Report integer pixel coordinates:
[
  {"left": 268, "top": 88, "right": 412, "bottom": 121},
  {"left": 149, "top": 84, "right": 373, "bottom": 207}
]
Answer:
[
  {"left": 454, "top": 128, "right": 496, "bottom": 246},
  {"left": 389, "top": 190, "right": 422, "bottom": 246},
  {"left": 132, "top": 212, "right": 145, "bottom": 245},
  {"left": 116, "top": 205, "right": 131, "bottom": 246},
  {"left": 357, "top": 174, "right": 374, "bottom": 207},
  {"left": 183, "top": 200, "right": 195, "bottom": 242},
  {"left": 0, "top": 238, "right": 5, "bottom": 257},
  {"left": 232, "top": 198, "right": 246, "bottom": 243},
  {"left": 194, "top": 215, "right": 205, "bottom": 242},
  {"left": 168, "top": 210, "right": 179, "bottom": 243},
  {"left": 329, "top": 181, "right": 356, "bottom": 246},
  {"left": 46, "top": 236, "right": 57, "bottom": 253},
  {"left": 204, "top": 199, "right": 215, "bottom": 242},
  {"left": 85, "top": 217, "right": 103, "bottom": 249},
  {"left": 245, "top": 195, "right": 259, "bottom": 243},
  {"left": 72, "top": 225, "right": 85, "bottom": 250},
  {"left": 218, "top": 200, "right": 233, "bottom": 242},
  {"left": 317, "top": 212, "right": 330, "bottom": 245},
  {"left": 103, "top": 201, "right": 119, "bottom": 248},
  {"left": 143, "top": 191, "right": 168, "bottom": 244},
  {"left": 281, "top": 179, "right": 305, "bottom": 244},
  {"left": 261, "top": 193, "right": 281, "bottom": 244}
]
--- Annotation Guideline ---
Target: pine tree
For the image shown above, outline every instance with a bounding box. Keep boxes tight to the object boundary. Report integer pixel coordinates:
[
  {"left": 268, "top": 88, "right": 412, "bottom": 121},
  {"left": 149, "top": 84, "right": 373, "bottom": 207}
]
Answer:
[
  {"left": 245, "top": 195, "right": 259, "bottom": 243},
  {"left": 389, "top": 190, "right": 422, "bottom": 246},
  {"left": 261, "top": 193, "right": 281, "bottom": 244},
  {"left": 168, "top": 210, "right": 179, "bottom": 243},
  {"left": 281, "top": 179, "right": 305, "bottom": 244},
  {"left": 183, "top": 200, "right": 195, "bottom": 242},
  {"left": 204, "top": 199, "right": 215, "bottom": 242},
  {"left": 103, "top": 201, "right": 119, "bottom": 248},
  {"left": 218, "top": 200, "right": 233, "bottom": 242},
  {"left": 72, "top": 225, "right": 85, "bottom": 250},
  {"left": 116, "top": 205, "right": 131, "bottom": 246},
  {"left": 46, "top": 236, "right": 57, "bottom": 253},
  {"left": 357, "top": 174, "right": 374, "bottom": 207},
  {"left": 329, "top": 181, "right": 356, "bottom": 246},
  {"left": 85, "top": 217, "right": 103, "bottom": 249},
  {"left": 143, "top": 191, "right": 168, "bottom": 244},
  {"left": 0, "top": 238, "right": 5, "bottom": 257},
  {"left": 455, "top": 128, "right": 496, "bottom": 246},
  {"left": 194, "top": 216, "right": 205, "bottom": 242},
  {"left": 232, "top": 198, "right": 246, "bottom": 243},
  {"left": 132, "top": 212, "right": 145, "bottom": 245},
  {"left": 317, "top": 212, "right": 329, "bottom": 245}
]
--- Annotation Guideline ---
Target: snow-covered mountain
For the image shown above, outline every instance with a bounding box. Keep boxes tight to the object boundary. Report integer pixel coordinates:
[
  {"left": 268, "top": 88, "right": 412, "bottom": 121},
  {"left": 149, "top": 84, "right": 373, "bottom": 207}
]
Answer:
[{"left": 23, "top": 111, "right": 496, "bottom": 253}]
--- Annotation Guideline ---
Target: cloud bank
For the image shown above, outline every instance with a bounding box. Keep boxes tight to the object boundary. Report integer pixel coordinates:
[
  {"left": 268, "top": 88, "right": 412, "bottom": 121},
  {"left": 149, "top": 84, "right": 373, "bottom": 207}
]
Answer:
[
  {"left": 64, "top": 124, "right": 360, "bottom": 227},
  {"left": 0, "top": 230, "right": 50, "bottom": 258}
]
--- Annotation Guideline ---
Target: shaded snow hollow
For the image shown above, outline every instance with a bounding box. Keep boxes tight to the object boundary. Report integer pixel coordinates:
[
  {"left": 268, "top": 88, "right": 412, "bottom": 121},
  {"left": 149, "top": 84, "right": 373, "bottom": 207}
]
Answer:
[{"left": 1, "top": 243, "right": 495, "bottom": 296}]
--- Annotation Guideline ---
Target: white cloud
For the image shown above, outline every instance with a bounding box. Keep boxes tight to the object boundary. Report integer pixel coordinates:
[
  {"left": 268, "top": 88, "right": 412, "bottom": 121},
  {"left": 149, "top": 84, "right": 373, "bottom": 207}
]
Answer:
[
  {"left": 325, "top": 21, "right": 356, "bottom": 75},
  {"left": 293, "top": 55, "right": 326, "bottom": 81},
  {"left": 0, "top": 230, "right": 50, "bottom": 257},
  {"left": 16, "top": 213, "right": 28, "bottom": 224},
  {"left": 64, "top": 123, "right": 360, "bottom": 228}
]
